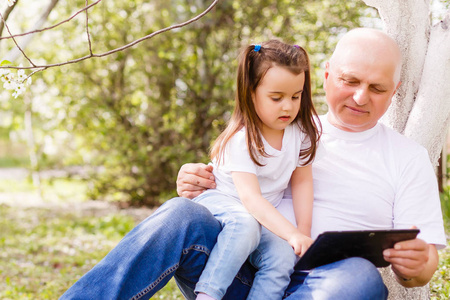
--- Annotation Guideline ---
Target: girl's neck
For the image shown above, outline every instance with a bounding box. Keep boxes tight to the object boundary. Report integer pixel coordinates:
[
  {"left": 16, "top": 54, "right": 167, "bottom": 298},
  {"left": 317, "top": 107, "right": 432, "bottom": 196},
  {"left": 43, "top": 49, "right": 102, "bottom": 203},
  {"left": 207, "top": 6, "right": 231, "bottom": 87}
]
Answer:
[{"left": 261, "top": 126, "right": 285, "bottom": 150}]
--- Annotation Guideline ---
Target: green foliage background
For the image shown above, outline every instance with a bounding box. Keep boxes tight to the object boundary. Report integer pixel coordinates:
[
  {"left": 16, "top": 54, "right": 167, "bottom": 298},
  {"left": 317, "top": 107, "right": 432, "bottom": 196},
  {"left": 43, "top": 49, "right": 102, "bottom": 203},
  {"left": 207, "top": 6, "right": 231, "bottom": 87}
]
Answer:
[{"left": 4, "top": 0, "right": 377, "bottom": 205}]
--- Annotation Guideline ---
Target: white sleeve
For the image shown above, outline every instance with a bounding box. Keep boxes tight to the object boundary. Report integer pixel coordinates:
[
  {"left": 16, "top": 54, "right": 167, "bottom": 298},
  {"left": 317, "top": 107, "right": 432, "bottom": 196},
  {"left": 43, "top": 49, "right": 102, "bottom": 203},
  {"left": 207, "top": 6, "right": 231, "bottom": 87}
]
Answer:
[
  {"left": 393, "top": 148, "right": 446, "bottom": 249},
  {"left": 221, "top": 130, "right": 257, "bottom": 175}
]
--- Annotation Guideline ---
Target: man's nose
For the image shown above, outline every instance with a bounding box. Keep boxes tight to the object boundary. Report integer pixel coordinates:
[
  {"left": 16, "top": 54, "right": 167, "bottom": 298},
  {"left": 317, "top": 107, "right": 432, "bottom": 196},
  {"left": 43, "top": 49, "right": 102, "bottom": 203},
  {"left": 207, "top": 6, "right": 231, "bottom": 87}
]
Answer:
[{"left": 353, "top": 87, "right": 369, "bottom": 105}]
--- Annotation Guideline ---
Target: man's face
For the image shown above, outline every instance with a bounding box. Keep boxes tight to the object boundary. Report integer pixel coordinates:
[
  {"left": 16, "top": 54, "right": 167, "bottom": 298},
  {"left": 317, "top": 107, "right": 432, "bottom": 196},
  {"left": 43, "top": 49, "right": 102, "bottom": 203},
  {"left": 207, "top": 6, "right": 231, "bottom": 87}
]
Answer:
[{"left": 323, "top": 53, "right": 400, "bottom": 132}]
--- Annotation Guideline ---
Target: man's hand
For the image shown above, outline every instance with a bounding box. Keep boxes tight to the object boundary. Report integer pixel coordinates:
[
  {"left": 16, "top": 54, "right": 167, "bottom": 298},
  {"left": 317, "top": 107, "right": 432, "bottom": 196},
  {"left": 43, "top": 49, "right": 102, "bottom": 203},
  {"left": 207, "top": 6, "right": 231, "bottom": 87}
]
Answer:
[
  {"left": 383, "top": 235, "right": 438, "bottom": 287},
  {"left": 176, "top": 163, "right": 216, "bottom": 199}
]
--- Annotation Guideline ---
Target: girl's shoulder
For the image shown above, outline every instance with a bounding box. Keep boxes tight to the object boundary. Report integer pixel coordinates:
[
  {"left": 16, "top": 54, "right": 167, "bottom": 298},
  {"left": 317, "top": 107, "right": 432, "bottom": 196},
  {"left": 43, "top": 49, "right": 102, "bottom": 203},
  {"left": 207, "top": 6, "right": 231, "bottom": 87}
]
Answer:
[
  {"left": 286, "top": 121, "right": 305, "bottom": 139},
  {"left": 227, "top": 127, "right": 248, "bottom": 150}
]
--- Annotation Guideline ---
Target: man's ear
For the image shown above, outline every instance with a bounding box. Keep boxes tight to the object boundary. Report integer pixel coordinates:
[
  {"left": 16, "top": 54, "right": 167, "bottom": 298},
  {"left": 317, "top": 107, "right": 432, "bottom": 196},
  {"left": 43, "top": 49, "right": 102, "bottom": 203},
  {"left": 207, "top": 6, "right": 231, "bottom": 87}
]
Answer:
[
  {"left": 393, "top": 81, "right": 402, "bottom": 96},
  {"left": 323, "top": 62, "right": 330, "bottom": 89}
]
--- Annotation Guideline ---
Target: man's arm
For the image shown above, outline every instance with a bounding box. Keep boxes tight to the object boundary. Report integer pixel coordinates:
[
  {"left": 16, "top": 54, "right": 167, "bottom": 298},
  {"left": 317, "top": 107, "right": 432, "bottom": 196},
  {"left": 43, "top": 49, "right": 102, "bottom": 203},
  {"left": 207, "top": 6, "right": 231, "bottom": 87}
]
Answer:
[
  {"left": 176, "top": 163, "right": 216, "bottom": 199},
  {"left": 383, "top": 237, "right": 439, "bottom": 287}
]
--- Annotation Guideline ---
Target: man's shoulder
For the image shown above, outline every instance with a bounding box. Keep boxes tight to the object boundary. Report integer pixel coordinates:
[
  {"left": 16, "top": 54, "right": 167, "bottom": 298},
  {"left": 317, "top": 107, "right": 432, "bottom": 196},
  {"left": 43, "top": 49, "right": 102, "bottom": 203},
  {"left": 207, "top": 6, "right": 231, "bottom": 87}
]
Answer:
[{"left": 378, "top": 122, "right": 428, "bottom": 156}]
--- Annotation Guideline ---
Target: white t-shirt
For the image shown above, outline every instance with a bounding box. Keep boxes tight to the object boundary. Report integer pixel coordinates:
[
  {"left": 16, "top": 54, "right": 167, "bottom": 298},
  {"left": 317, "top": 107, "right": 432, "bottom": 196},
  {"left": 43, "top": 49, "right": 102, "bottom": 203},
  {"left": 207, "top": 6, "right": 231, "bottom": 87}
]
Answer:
[
  {"left": 282, "top": 115, "right": 446, "bottom": 249},
  {"left": 207, "top": 123, "right": 311, "bottom": 207}
]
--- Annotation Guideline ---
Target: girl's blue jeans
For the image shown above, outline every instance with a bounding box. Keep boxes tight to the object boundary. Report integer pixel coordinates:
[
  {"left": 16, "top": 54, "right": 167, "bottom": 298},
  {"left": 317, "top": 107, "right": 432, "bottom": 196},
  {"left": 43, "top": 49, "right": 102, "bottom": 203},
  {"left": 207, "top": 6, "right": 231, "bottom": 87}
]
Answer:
[
  {"left": 60, "top": 198, "right": 388, "bottom": 300},
  {"left": 191, "top": 192, "right": 297, "bottom": 300}
]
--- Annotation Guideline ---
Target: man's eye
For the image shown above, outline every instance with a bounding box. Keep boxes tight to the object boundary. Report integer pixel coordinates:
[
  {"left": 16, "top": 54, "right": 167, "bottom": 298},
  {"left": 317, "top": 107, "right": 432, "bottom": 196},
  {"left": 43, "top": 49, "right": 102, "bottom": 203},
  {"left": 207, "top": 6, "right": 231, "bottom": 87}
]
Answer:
[
  {"left": 344, "top": 80, "right": 358, "bottom": 85},
  {"left": 371, "top": 88, "right": 386, "bottom": 93}
]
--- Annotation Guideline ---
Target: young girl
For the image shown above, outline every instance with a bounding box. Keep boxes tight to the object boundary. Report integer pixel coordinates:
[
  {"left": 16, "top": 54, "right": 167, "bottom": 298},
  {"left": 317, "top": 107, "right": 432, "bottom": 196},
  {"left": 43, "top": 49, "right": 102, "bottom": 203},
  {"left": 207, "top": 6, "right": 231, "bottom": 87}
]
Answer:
[{"left": 192, "top": 40, "right": 321, "bottom": 300}]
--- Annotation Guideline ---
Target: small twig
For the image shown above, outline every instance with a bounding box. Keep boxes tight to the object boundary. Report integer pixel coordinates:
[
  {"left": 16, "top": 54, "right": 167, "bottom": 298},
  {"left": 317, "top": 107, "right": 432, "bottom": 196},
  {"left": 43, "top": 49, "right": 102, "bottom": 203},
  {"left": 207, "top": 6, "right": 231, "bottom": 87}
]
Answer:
[
  {"left": 0, "top": 0, "right": 102, "bottom": 40},
  {"left": 0, "top": 0, "right": 19, "bottom": 38},
  {"left": 0, "top": 0, "right": 221, "bottom": 71},
  {"left": 85, "top": 0, "right": 93, "bottom": 55},
  {"left": 0, "top": 12, "right": 36, "bottom": 67}
]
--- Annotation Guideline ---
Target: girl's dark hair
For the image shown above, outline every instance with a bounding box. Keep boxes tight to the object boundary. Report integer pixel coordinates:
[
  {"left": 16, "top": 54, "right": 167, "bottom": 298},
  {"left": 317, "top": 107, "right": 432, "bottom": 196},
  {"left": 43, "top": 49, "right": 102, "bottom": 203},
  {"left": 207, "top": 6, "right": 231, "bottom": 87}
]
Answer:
[{"left": 211, "top": 39, "right": 321, "bottom": 166}]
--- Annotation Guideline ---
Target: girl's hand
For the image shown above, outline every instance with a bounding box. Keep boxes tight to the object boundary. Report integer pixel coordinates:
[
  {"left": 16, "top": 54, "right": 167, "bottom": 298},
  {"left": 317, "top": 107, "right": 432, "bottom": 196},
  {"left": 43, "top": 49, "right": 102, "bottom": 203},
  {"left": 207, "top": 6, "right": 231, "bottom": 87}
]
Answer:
[
  {"left": 288, "top": 232, "right": 313, "bottom": 256},
  {"left": 176, "top": 163, "right": 216, "bottom": 198}
]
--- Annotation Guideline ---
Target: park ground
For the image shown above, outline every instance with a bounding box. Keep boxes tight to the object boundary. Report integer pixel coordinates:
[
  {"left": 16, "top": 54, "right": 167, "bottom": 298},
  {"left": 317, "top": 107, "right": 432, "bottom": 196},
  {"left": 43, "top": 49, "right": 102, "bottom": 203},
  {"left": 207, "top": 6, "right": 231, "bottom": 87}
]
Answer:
[{"left": 0, "top": 170, "right": 449, "bottom": 299}]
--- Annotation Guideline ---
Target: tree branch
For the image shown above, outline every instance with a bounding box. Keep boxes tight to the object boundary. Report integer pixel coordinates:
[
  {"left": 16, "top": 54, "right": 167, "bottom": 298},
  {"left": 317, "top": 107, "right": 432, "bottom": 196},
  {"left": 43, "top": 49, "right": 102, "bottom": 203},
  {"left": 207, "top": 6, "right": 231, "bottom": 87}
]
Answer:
[
  {"left": 0, "top": 0, "right": 19, "bottom": 39},
  {"left": 0, "top": 0, "right": 100, "bottom": 40},
  {"left": 0, "top": 0, "right": 220, "bottom": 71}
]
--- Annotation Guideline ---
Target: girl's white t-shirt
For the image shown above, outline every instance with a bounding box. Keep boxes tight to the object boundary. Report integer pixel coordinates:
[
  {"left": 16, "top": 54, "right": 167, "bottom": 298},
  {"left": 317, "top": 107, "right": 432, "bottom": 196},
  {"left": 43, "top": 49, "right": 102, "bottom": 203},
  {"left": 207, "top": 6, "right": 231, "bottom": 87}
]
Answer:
[{"left": 208, "top": 123, "right": 311, "bottom": 207}]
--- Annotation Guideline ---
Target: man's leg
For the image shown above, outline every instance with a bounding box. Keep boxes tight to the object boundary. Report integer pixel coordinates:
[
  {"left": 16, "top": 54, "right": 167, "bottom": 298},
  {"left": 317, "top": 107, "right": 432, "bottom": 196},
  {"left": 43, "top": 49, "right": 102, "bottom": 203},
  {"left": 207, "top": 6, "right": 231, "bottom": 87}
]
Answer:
[
  {"left": 284, "top": 257, "right": 388, "bottom": 300},
  {"left": 60, "top": 197, "right": 221, "bottom": 300}
]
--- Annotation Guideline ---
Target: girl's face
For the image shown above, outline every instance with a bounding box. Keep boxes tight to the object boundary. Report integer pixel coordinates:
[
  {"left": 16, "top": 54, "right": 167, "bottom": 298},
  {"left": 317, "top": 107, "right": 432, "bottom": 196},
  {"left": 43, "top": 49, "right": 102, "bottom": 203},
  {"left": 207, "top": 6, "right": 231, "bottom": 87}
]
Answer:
[{"left": 252, "top": 66, "right": 304, "bottom": 138}]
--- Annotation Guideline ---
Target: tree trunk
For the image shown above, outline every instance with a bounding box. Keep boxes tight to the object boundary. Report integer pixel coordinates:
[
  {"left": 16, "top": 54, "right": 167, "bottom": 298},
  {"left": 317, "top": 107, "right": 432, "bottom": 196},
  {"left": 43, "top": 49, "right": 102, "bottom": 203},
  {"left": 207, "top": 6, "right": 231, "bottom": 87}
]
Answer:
[
  {"left": 363, "top": 0, "right": 450, "bottom": 166},
  {"left": 362, "top": 1, "right": 450, "bottom": 299}
]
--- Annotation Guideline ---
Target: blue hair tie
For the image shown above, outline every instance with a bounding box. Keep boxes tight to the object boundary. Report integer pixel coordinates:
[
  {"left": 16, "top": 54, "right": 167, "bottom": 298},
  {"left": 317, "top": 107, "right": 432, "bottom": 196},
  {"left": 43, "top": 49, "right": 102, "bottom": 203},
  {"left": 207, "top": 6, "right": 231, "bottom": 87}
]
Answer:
[{"left": 254, "top": 44, "right": 261, "bottom": 52}]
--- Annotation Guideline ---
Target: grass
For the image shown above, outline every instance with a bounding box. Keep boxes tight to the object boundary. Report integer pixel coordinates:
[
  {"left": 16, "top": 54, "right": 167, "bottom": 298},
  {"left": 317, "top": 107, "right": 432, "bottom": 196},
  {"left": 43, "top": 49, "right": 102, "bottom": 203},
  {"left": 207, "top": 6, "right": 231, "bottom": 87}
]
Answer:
[{"left": 0, "top": 178, "right": 449, "bottom": 299}]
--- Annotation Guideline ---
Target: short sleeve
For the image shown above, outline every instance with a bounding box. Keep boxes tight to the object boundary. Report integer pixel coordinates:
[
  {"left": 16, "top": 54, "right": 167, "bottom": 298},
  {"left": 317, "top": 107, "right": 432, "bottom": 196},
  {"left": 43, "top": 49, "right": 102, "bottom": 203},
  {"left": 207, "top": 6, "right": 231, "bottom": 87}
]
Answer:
[
  {"left": 220, "top": 129, "right": 257, "bottom": 174},
  {"left": 393, "top": 149, "right": 446, "bottom": 249}
]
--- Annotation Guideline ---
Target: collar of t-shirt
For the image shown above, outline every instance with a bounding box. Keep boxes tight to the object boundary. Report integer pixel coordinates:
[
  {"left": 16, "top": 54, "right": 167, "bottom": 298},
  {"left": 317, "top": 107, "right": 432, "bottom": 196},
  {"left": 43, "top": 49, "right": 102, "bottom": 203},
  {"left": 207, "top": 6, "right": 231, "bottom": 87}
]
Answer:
[{"left": 320, "top": 114, "right": 380, "bottom": 141}]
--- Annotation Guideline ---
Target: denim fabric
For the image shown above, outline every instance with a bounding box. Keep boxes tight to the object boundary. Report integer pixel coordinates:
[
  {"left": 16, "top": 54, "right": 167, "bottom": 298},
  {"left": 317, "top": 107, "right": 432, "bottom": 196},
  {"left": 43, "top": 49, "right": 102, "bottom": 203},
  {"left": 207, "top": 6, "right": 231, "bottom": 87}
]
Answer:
[
  {"left": 60, "top": 198, "right": 221, "bottom": 300},
  {"left": 284, "top": 257, "right": 389, "bottom": 299},
  {"left": 246, "top": 227, "right": 297, "bottom": 300},
  {"left": 60, "top": 198, "right": 388, "bottom": 300},
  {"left": 224, "top": 257, "right": 388, "bottom": 300},
  {"left": 191, "top": 192, "right": 261, "bottom": 299}
]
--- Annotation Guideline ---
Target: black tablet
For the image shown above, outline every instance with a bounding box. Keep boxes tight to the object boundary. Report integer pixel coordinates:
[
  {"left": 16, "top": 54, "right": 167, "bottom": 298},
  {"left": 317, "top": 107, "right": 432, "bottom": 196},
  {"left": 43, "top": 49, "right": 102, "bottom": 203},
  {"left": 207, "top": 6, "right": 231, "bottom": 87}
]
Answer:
[{"left": 294, "top": 229, "right": 420, "bottom": 271}]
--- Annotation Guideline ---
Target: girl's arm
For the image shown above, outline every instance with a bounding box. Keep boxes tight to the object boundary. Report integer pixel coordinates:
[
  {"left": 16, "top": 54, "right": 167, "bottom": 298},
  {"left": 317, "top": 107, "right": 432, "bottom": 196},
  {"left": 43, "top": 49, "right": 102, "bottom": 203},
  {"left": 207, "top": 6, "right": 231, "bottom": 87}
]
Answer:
[
  {"left": 290, "top": 164, "right": 313, "bottom": 238},
  {"left": 232, "top": 171, "right": 312, "bottom": 256}
]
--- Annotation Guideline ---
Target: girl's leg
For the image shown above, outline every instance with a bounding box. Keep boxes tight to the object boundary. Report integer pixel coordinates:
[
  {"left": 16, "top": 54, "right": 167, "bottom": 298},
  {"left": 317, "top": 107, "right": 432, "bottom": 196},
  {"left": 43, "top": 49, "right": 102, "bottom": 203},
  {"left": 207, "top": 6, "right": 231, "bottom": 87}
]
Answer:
[
  {"left": 192, "top": 193, "right": 261, "bottom": 300},
  {"left": 60, "top": 197, "right": 221, "bottom": 300},
  {"left": 246, "top": 227, "right": 297, "bottom": 300},
  {"left": 284, "top": 257, "right": 388, "bottom": 300}
]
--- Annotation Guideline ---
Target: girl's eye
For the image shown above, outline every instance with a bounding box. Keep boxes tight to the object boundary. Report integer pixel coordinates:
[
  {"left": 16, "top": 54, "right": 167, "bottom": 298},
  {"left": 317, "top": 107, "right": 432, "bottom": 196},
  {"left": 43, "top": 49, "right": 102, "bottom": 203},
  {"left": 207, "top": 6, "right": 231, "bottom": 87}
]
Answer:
[
  {"left": 271, "top": 97, "right": 281, "bottom": 101},
  {"left": 292, "top": 96, "right": 300, "bottom": 100}
]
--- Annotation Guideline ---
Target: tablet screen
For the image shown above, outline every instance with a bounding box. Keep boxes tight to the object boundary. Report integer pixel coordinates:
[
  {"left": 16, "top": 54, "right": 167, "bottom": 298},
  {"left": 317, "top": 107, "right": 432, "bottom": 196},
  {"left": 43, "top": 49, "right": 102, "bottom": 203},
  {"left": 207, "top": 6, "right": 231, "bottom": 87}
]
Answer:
[{"left": 295, "top": 229, "right": 420, "bottom": 270}]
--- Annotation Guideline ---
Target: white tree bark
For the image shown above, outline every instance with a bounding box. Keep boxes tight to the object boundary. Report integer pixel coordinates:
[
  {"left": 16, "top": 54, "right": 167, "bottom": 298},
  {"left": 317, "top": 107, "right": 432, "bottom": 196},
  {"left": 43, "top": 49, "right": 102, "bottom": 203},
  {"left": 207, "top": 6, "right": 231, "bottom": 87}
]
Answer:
[
  {"left": 405, "top": 12, "right": 450, "bottom": 165},
  {"left": 361, "top": 1, "right": 450, "bottom": 299},
  {"left": 363, "top": 0, "right": 450, "bottom": 167}
]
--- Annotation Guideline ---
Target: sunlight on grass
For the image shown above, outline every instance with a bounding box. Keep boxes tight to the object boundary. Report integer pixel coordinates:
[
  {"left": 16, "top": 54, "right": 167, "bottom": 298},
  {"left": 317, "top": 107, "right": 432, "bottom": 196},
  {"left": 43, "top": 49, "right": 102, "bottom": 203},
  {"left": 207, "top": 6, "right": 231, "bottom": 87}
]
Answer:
[
  {"left": 0, "top": 178, "right": 88, "bottom": 205},
  {"left": 0, "top": 178, "right": 448, "bottom": 299},
  {"left": 0, "top": 204, "right": 135, "bottom": 299},
  {"left": 430, "top": 246, "right": 450, "bottom": 299}
]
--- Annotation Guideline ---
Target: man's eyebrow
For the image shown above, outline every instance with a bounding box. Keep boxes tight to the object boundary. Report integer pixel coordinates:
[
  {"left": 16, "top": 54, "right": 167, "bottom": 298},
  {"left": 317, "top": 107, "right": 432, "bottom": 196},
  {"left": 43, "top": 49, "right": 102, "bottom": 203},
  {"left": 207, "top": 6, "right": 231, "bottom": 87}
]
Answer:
[{"left": 339, "top": 72, "right": 358, "bottom": 79}]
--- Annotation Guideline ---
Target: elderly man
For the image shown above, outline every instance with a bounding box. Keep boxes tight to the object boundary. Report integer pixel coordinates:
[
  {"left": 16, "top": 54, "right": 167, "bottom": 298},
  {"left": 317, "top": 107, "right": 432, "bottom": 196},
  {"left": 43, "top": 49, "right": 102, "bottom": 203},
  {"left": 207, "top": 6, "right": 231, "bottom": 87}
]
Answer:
[{"left": 61, "top": 28, "right": 446, "bottom": 300}]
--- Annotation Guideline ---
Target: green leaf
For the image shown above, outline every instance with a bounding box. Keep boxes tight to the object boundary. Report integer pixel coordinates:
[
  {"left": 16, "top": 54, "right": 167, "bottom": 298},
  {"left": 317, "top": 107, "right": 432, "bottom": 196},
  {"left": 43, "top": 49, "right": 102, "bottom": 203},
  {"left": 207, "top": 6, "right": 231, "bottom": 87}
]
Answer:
[{"left": 0, "top": 60, "right": 12, "bottom": 66}]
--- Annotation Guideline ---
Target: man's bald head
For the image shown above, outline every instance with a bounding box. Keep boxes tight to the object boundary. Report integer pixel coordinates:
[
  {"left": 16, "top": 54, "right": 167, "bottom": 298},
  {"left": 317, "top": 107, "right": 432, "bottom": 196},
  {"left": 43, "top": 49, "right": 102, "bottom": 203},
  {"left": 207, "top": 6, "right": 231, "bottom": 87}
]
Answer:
[{"left": 330, "top": 28, "right": 402, "bottom": 85}]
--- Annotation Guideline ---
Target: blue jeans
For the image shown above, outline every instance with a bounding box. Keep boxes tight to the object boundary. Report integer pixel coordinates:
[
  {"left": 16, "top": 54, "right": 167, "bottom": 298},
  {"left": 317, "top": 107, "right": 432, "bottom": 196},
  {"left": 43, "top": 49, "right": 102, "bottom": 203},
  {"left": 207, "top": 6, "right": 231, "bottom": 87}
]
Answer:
[
  {"left": 191, "top": 192, "right": 261, "bottom": 299},
  {"left": 247, "top": 227, "right": 297, "bottom": 300},
  {"left": 60, "top": 198, "right": 388, "bottom": 300}
]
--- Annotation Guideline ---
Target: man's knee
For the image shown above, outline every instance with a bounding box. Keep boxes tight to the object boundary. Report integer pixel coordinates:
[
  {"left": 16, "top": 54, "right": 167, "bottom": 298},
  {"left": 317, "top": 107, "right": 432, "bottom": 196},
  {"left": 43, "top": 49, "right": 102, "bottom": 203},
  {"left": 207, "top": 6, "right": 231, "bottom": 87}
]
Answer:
[
  {"left": 160, "top": 197, "right": 215, "bottom": 221},
  {"left": 330, "top": 257, "right": 388, "bottom": 299}
]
